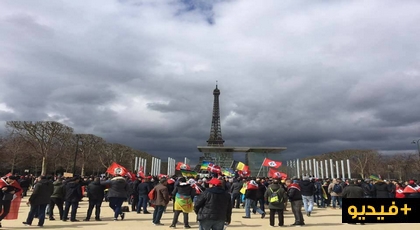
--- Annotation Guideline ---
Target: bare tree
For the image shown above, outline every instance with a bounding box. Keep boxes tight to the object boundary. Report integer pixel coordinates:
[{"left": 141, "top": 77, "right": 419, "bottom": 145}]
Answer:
[
  {"left": 6, "top": 121, "right": 74, "bottom": 175},
  {"left": 78, "top": 134, "right": 106, "bottom": 176}
]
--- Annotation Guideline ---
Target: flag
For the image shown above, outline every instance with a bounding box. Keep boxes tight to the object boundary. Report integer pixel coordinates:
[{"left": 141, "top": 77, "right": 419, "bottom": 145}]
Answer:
[
  {"left": 262, "top": 158, "right": 282, "bottom": 168},
  {"left": 238, "top": 165, "right": 251, "bottom": 177},
  {"left": 180, "top": 170, "right": 197, "bottom": 177},
  {"left": 3, "top": 173, "right": 12, "bottom": 177},
  {"left": 201, "top": 161, "right": 213, "bottom": 170},
  {"left": 176, "top": 162, "right": 191, "bottom": 171},
  {"left": 268, "top": 168, "right": 287, "bottom": 179},
  {"left": 231, "top": 161, "right": 246, "bottom": 170},
  {"left": 222, "top": 168, "right": 234, "bottom": 177},
  {"left": 126, "top": 171, "right": 136, "bottom": 181},
  {"left": 137, "top": 166, "right": 145, "bottom": 178},
  {"left": 106, "top": 162, "right": 128, "bottom": 176},
  {"left": 369, "top": 174, "right": 380, "bottom": 181},
  {"left": 208, "top": 163, "right": 221, "bottom": 174}
]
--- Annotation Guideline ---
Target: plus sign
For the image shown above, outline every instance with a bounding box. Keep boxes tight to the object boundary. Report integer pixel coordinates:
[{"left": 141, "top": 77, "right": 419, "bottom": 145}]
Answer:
[{"left": 400, "top": 204, "right": 411, "bottom": 215}]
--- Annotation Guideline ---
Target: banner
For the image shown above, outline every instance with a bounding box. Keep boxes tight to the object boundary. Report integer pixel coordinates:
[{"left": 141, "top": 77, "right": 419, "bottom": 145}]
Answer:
[
  {"left": 231, "top": 161, "right": 246, "bottom": 171},
  {"left": 106, "top": 162, "right": 128, "bottom": 176},
  {"left": 176, "top": 162, "right": 191, "bottom": 171},
  {"left": 268, "top": 168, "right": 287, "bottom": 179},
  {"left": 262, "top": 158, "right": 282, "bottom": 168},
  {"left": 201, "top": 161, "right": 214, "bottom": 170}
]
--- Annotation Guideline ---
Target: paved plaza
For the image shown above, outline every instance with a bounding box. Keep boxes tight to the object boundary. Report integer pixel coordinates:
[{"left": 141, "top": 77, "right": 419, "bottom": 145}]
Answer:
[{"left": 2, "top": 196, "right": 418, "bottom": 229}]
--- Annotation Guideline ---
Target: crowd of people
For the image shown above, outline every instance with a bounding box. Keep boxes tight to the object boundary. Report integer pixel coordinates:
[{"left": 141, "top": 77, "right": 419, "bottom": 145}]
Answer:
[{"left": 0, "top": 173, "right": 419, "bottom": 229}]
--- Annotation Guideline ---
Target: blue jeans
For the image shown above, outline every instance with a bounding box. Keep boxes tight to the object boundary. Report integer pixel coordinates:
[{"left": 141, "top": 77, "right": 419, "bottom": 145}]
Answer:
[
  {"left": 108, "top": 197, "right": 125, "bottom": 219},
  {"left": 245, "top": 198, "right": 264, "bottom": 217},
  {"left": 302, "top": 195, "right": 314, "bottom": 213},
  {"left": 153, "top": 205, "right": 165, "bottom": 224},
  {"left": 331, "top": 196, "right": 342, "bottom": 208},
  {"left": 26, "top": 204, "right": 47, "bottom": 226},
  {"left": 199, "top": 219, "right": 225, "bottom": 230},
  {"left": 253, "top": 198, "right": 265, "bottom": 213},
  {"left": 137, "top": 195, "right": 149, "bottom": 213}
]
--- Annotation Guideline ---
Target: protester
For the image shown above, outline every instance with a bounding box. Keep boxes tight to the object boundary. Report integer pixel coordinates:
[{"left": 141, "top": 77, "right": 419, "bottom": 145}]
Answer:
[
  {"left": 103, "top": 175, "right": 128, "bottom": 221},
  {"left": 170, "top": 177, "right": 195, "bottom": 229},
  {"left": 152, "top": 178, "right": 170, "bottom": 226},
  {"left": 194, "top": 178, "right": 232, "bottom": 230},
  {"left": 230, "top": 178, "right": 243, "bottom": 209},
  {"left": 137, "top": 176, "right": 152, "bottom": 214},
  {"left": 342, "top": 180, "right": 365, "bottom": 225},
  {"left": 264, "top": 179, "right": 287, "bottom": 227},
  {"left": 299, "top": 176, "right": 315, "bottom": 217},
  {"left": 49, "top": 177, "right": 64, "bottom": 221},
  {"left": 243, "top": 180, "right": 265, "bottom": 219},
  {"left": 23, "top": 176, "right": 54, "bottom": 227},
  {"left": 84, "top": 177, "right": 106, "bottom": 221},
  {"left": 286, "top": 179, "right": 305, "bottom": 226},
  {"left": 328, "top": 179, "right": 343, "bottom": 209},
  {"left": 373, "top": 180, "right": 390, "bottom": 198},
  {"left": 403, "top": 180, "right": 420, "bottom": 198},
  {"left": 63, "top": 177, "right": 83, "bottom": 222},
  {"left": 395, "top": 183, "right": 405, "bottom": 198},
  {"left": 0, "top": 176, "right": 22, "bottom": 228}
]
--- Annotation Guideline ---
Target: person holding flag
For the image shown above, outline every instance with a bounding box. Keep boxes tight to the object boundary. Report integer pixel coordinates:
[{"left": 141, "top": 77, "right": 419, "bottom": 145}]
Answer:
[{"left": 0, "top": 175, "right": 22, "bottom": 228}]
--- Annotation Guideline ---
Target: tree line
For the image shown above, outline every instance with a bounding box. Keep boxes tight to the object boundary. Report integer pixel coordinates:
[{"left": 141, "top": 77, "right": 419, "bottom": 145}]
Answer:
[{"left": 0, "top": 121, "right": 159, "bottom": 176}]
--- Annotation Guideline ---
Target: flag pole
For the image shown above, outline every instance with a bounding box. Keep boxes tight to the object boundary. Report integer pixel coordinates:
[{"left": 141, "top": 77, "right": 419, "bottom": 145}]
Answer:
[{"left": 257, "top": 158, "right": 266, "bottom": 177}]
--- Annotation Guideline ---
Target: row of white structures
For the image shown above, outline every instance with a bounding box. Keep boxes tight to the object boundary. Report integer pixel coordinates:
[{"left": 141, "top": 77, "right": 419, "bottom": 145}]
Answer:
[
  {"left": 133, "top": 156, "right": 191, "bottom": 176},
  {"left": 286, "top": 159, "right": 352, "bottom": 180}
]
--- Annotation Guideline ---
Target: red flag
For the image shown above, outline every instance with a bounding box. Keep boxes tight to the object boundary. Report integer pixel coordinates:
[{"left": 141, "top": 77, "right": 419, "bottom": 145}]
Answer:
[
  {"left": 262, "top": 158, "right": 282, "bottom": 168},
  {"left": 106, "top": 162, "right": 128, "bottom": 176},
  {"left": 125, "top": 171, "right": 136, "bottom": 181},
  {"left": 137, "top": 166, "right": 145, "bottom": 178},
  {"left": 176, "top": 162, "right": 190, "bottom": 171},
  {"left": 0, "top": 177, "right": 22, "bottom": 220},
  {"left": 268, "top": 168, "right": 287, "bottom": 179},
  {"left": 239, "top": 165, "right": 251, "bottom": 177},
  {"left": 159, "top": 174, "right": 168, "bottom": 179},
  {"left": 207, "top": 163, "right": 221, "bottom": 174}
]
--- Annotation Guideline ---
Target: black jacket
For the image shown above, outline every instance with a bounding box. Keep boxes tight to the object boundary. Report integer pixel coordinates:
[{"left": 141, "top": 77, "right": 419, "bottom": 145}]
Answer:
[
  {"left": 256, "top": 183, "right": 266, "bottom": 199},
  {"left": 230, "top": 181, "right": 242, "bottom": 194},
  {"left": 29, "top": 179, "right": 54, "bottom": 206},
  {"left": 51, "top": 180, "right": 65, "bottom": 199},
  {"left": 342, "top": 184, "right": 364, "bottom": 198},
  {"left": 245, "top": 188, "right": 258, "bottom": 201},
  {"left": 360, "top": 182, "right": 373, "bottom": 197},
  {"left": 137, "top": 182, "right": 153, "bottom": 196},
  {"left": 299, "top": 180, "right": 316, "bottom": 196},
  {"left": 373, "top": 182, "right": 389, "bottom": 198},
  {"left": 87, "top": 181, "right": 106, "bottom": 201},
  {"left": 194, "top": 186, "right": 232, "bottom": 223},
  {"left": 19, "top": 178, "right": 30, "bottom": 188},
  {"left": 172, "top": 183, "right": 195, "bottom": 197},
  {"left": 64, "top": 181, "right": 83, "bottom": 202},
  {"left": 287, "top": 184, "right": 302, "bottom": 201},
  {"left": 104, "top": 177, "right": 128, "bottom": 198}
]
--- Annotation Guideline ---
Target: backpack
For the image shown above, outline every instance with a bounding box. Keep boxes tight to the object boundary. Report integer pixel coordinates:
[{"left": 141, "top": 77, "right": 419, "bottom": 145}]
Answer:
[
  {"left": 333, "top": 184, "right": 342, "bottom": 193},
  {"left": 148, "top": 188, "right": 156, "bottom": 200},
  {"left": 269, "top": 188, "right": 282, "bottom": 205}
]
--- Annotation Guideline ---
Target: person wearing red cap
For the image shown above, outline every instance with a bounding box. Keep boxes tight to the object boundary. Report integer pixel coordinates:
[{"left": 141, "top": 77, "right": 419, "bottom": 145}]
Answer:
[{"left": 194, "top": 178, "right": 232, "bottom": 230}]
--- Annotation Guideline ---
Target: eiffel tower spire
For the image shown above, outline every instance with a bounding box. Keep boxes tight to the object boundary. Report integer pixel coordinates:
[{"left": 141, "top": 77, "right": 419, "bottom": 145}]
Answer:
[{"left": 207, "top": 82, "right": 225, "bottom": 146}]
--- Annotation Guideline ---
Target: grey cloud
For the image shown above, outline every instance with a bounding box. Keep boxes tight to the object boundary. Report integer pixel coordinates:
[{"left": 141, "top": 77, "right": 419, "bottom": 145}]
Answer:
[{"left": 1, "top": 0, "right": 420, "bottom": 164}]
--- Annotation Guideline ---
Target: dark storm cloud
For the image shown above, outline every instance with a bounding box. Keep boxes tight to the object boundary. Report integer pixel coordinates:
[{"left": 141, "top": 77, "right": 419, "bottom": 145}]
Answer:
[{"left": 1, "top": 0, "right": 420, "bottom": 164}]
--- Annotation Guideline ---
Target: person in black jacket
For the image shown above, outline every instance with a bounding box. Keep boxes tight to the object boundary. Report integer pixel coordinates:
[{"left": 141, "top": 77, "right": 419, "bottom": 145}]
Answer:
[
  {"left": 84, "top": 177, "right": 105, "bottom": 221},
  {"left": 230, "top": 178, "right": 242, "bottom": 208},
  {"left": 194, "top": 178, "right": 232, "bottom": 230},
  {"left": 136, "top": 177, "right": 152, "bottom": 214},
  {"left": 373, "top": 180, "right": 390, "bottom": 198},
  {"left": 62, "top": 177, "right": 83, "bottom": 222},
  {"left": 19, "top": 176, "right": 30, "bottom": 197},
  {"left": 23, "top": 176, "right": 54, "bottom": 227},
  {"left": 130, "top": 177, "right": 141, "bottom": 212},
  {"left": 299, "top": 176, "right": 316, "bottom": 217},
  {"left": 169, "top": 177, "right": 195, "bottom": 228},
  {"left": 359, "top": 179, "right": 374, "bottom": 198},
  {"left": 286, "top": 179, "right": 305, "bottom": 226},
  {"left": 342, "top": 180, "right": 365, "bottom": 225},
  {"left": 254, "top": 179, "right": 267, "bottom": 214}
]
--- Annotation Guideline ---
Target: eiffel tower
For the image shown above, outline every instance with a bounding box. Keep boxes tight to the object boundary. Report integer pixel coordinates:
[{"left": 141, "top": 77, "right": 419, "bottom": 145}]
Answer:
[
  {"left": 207, "top": 83, "right": 225, "bottom": 146},
  {"left": 199, "top": 83, "right": 233, "bottom": 169}
]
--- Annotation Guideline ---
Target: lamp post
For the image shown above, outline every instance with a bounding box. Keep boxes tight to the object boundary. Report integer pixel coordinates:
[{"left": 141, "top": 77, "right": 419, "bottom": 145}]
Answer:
[
  {"left": 411, "top": 139, "right": 420, "bottom": 158},
  {"left": 73, "top": 134, "right": 82, "bottom": 175}
]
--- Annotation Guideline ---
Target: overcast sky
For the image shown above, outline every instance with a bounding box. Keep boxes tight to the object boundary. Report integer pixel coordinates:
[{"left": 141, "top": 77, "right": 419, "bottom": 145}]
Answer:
[{"left": 1, "top": 0, "right": 420, "bottom": 164}]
